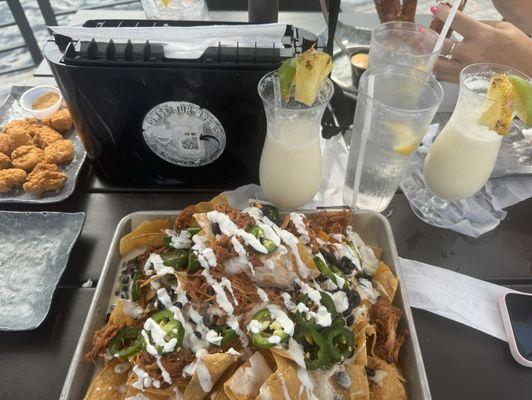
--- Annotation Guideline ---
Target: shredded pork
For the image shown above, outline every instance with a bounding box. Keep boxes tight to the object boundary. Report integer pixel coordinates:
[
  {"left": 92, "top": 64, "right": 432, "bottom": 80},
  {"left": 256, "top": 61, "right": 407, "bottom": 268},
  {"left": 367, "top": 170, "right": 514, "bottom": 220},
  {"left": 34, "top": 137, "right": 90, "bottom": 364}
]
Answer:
[
  {"left": 369, "top": 297, "right": 408, "bottom": 364},
  {"left": 86, "top": 323, "right": 121, "bottom": 362}
]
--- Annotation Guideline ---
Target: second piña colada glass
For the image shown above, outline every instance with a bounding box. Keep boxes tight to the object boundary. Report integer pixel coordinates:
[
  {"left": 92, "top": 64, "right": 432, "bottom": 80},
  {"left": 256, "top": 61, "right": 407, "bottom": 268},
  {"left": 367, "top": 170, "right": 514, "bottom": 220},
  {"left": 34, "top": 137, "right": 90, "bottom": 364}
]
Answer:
[{"left": 424, "top": 63, "right": 531, "bottom": 201}]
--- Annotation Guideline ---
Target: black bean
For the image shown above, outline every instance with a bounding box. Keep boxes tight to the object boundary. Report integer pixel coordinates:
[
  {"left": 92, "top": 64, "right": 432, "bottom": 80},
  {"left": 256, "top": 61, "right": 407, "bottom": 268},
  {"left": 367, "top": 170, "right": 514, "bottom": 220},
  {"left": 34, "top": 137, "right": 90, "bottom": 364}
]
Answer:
[
  {"left": 114, "top": 289, "right": 120, "bottom": 296},
  {"left": 186, "top": 294, "right": 192, "bottom": 301},
  {"left": 316, "top": 273, "right": 327, "bottom": 282},
  {"left": 357, "top": 271, "right": 373, "bottom": 280},
  {"left": 348, "top": 294, "right": 361, "bottom": 309},
  {"left": 293, "top": 281, "right": 301, "bottom": 291},
  {"left": 321, "top": 250, "right": 337, "bottom": 266},
  {"left": 194, "top": 331, "right": 202, "bottom": 339},
  {"left": 342, "top": 307, "right": 353, "bottom": 318},
  {"left": 176, "top": 303, "right": 183, "bottom": 309},
  {"left": 122, "top": 275, "right": 130, "bottom": 284},
  {"left": 122, "top": 284, "right": 128, "bottom": 292},
  {"left": 120, "top": 291, "right": 128, "bottom": 299},
  {"left": 211, "top": 222, "right": 221, "bottom": 235},
  {"left": 346, "top": 315, "right": 355, "bottom": 326},
  {"left": 365, "top": 366, "right": 375, "bottom": 377},
  {"left": 203, "top": 315, "right": 214, "bottom": 327},
  {"left": 207, "top": 287, "right": 215, "bottom": 296},
  {"left": 340, "top": 257, "right": 356, "bottom": 274}
]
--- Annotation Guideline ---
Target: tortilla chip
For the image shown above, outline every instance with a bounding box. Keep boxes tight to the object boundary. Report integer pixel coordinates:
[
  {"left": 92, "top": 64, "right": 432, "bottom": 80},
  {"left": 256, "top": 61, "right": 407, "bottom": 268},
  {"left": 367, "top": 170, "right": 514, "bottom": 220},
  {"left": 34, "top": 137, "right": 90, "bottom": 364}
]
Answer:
[
  {"left": 296, "top": 242, "right": 320, "bottom": 279},
  {"left": 120, "top": 218, "right": 172, "bottom": 257},
  {"left": 109, "top": 299, "right": 140, "bottom": 327},
  {"left": 370, "top": 246, "right": 383, "bottom": 260},
  {"left": 258, "top": 352, "right": 308, "bottom": 400},
  {"left": 84, "top": 361, "right": 129, "bottom": 400},
  {"left": 183, "top": 353, "right": 237, "bottom": 400},
  {"left": 192, "top": 213, "right": 216, "bottom": 244},
  {"left": 347, "top": 363, "right": 370, "bottom": 400},
  {"left": 372, "top": 262, "right": 398, "bottom": 303},
  {"left": 224, "top": 351, "right": 273, "bottom": 400},
  {"left": 124, "top": 373, "right": 175, "bottom": 398},
  {"left": 365, "top": 323, "right": 377, "bottom": 358},
  {"left": 367, "top": 357, "right": 407, "bottom": 400},
  {"left": 195, "top": 194, "right": 229, "bottom": 213},
  {"left": 209, "top": 357, "right": 244, "bottom": 400},
  {"left": 352, "top": 306, "right": 369, "bottom": 365}
]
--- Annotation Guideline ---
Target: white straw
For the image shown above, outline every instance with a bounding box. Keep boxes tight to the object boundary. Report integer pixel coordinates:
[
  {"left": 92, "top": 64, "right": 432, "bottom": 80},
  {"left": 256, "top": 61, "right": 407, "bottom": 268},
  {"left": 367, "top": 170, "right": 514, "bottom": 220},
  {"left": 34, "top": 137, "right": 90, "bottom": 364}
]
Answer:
[
  {"left": 351, "top": 74, "right": 374, "bottom": 208},
  {"left": 432, "top": 0, "right": 462, "bottom": 56}
]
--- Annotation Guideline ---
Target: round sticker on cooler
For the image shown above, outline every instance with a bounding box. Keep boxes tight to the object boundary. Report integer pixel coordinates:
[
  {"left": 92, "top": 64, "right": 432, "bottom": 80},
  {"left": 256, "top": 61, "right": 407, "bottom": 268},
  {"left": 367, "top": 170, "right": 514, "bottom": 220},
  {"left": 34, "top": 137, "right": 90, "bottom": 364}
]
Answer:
[{"left": 142, "top": 101, "right": 226, "bottom": 167}]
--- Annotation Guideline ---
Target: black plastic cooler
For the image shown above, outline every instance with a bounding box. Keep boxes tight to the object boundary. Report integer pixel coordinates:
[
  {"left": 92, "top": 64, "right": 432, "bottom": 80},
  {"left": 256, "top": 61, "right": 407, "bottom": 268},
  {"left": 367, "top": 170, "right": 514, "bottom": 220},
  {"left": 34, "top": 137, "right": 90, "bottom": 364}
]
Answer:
[{"left": 44, "top": 20, "right": 322, "bottom": 188}]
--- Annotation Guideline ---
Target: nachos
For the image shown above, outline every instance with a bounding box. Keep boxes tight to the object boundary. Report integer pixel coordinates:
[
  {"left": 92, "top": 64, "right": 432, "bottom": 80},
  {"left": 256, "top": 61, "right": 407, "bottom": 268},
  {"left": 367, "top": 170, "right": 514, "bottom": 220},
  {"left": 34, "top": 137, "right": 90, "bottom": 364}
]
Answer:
[{"left": 85, "top": 195, "right": 408, "bottom": 400}]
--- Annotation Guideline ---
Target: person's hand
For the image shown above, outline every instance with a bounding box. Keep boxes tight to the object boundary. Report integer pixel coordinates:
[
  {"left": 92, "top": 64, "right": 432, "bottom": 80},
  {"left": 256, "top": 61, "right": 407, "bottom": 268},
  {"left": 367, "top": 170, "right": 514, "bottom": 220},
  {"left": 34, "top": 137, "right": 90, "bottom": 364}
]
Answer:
[
  {"left": 431, "top": 4, "right": 532, "bottom": 83},
  {"left": 491, "top": 0, "right": 532, "bottom": 35}
]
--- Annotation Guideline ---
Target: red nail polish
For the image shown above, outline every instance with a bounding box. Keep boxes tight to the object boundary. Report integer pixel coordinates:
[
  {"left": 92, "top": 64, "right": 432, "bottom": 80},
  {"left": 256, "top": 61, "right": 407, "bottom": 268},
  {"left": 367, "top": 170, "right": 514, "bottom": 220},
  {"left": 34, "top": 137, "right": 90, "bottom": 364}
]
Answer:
[{"left": 430, "top": 5, "right": 438, "bottom": 14}]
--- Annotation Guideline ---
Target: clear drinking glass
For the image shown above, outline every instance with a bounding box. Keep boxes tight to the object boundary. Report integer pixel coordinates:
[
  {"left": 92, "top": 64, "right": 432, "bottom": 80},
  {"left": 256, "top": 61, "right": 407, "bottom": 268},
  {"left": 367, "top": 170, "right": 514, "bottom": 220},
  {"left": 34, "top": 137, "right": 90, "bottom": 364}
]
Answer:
[
  {"left": 423, "top": 64, "right": 531, "bottom": 203},
  {"left": 369, "top": 21, "right": 439, "bottom": 72},
  {"left": 344, "top": 65, "right": 443, "bottom": 212},
  {"left": 258, "top": 71, "right": 334, "bottom": 209},
  {"left": 141, "top": 0, "right": 207, "bottom": 20}
]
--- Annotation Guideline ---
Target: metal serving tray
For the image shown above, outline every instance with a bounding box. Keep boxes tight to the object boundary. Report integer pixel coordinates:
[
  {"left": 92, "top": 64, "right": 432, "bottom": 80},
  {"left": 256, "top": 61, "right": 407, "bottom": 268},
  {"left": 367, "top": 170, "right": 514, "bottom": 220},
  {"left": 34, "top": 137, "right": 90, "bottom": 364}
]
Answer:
[{"left": 60, "top": 209, "right": 431, "bottom": 400}]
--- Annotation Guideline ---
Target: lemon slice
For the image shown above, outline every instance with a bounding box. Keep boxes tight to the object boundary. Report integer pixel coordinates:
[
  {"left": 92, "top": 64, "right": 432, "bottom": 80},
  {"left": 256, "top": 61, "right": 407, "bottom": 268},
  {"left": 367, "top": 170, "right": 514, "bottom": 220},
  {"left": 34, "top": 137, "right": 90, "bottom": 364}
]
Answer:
[
  {"left": 393, "top": 143, "right": 418, "bottom": 156},
  {"left": 389, "top": 123, "right": 418, "bottom": 156}
]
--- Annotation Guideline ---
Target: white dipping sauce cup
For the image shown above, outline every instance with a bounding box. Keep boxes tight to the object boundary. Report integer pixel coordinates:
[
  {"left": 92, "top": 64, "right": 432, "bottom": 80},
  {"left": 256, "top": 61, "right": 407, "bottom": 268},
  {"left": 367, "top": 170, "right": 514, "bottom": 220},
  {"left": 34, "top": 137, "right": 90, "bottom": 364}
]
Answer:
[{"left": 19, "top": 85, "right": 62, "bottom": 119}]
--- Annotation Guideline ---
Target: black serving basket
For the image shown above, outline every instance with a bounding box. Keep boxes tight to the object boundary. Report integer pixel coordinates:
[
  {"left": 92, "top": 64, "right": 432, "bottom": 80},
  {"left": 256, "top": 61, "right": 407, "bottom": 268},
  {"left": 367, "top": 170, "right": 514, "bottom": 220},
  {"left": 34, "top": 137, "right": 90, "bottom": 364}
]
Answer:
[{"left": 44, "top": 20, "right": 323, "bottom": 188}]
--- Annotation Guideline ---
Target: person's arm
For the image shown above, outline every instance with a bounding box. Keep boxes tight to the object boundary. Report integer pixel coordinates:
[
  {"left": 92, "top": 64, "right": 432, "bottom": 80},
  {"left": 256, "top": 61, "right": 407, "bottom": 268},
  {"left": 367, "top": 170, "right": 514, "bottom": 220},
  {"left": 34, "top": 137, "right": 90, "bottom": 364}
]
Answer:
[
  {"left": 492, "top": 0, "right": 532, "bottom": 35},
  {"left": 431, "top": 4, "right": 532, "bottom": 83}
]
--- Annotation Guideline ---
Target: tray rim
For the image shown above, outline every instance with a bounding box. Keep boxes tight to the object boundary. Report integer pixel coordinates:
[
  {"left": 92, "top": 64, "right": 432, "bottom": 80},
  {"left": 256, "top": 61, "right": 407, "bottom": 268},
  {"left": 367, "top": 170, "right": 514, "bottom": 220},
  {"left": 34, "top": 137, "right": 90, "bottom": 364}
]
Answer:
[{"left": 60, "top": 208, "right": 431, "bottom": 399}]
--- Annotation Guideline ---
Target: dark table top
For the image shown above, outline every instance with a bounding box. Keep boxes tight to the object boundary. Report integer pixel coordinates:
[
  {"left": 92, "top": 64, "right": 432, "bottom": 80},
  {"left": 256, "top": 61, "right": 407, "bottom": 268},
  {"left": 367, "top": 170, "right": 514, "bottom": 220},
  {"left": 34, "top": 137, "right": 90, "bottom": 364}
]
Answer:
[{"left": 1, "top": 162, "right": 532, "bottom": 400}]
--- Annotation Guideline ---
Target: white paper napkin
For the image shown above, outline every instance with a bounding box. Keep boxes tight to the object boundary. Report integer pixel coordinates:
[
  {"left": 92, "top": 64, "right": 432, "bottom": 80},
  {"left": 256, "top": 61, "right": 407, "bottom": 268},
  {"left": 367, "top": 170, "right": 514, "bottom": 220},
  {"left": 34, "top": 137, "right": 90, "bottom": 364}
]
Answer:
[{"left": 400, "top": 257, "right": 513, "bottom": 341}]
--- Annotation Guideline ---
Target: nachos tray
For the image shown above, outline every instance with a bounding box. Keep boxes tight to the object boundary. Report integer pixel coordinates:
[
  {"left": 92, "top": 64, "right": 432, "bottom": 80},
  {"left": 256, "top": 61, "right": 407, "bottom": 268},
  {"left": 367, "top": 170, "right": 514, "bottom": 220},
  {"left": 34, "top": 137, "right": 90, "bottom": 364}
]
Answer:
[{"left": 60, "top": 209, "right": 431, "bottom": 399}]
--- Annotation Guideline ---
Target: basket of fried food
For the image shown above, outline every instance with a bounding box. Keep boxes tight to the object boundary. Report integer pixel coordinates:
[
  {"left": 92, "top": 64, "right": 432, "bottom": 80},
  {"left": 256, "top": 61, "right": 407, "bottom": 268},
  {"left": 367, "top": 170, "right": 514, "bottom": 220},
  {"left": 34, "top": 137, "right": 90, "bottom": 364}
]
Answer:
[
  {"left": 0, "top": 107, "right": 75, "bottom": 195},
  {"left": 85, "top": 195, "right": 409, "bottom": 400}
]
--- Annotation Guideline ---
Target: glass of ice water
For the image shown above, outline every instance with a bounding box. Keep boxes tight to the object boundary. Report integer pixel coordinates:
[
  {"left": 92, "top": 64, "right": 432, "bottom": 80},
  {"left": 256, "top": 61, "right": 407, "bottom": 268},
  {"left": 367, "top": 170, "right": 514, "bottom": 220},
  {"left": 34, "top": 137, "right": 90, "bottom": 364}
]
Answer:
[
  {"left": 142, "top": 0, "right": 207, "bottom": 20},
  {"left": 344, "top": 65, "right": 443, "bottom": 212},
  {"left": 369, "top": 21, "right": 439, "bottom": 72}
]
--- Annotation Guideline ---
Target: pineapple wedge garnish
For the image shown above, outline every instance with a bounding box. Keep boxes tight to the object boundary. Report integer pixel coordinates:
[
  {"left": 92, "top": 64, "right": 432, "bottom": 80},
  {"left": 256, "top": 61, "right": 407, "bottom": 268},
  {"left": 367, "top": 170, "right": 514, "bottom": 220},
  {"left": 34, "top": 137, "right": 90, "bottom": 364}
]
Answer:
[
  {"left": 294, "top": 48, "right": 333, "bottom": 105},
  {"left": 478, "top": 73, "right": 516, "bottom": 135},
  {"left": 278, "top": 48, "right": 333, "bottom": 106}
]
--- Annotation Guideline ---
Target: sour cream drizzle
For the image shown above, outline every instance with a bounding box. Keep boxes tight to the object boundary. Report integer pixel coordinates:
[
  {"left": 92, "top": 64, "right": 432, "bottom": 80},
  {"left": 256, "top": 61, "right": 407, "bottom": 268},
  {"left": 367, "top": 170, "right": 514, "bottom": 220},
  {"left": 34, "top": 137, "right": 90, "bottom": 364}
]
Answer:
[
  {"left": 166, "top": 229, "right": 192, "bottom": 249},
  {"left": 289, "top": 212, "right": 310, "bottom": 244},
  {"left": 195, "top": 357, "right": 213, "bottom": 393},
  {"left": 144, "top": 253, "right": 175, "bottom": 277}
]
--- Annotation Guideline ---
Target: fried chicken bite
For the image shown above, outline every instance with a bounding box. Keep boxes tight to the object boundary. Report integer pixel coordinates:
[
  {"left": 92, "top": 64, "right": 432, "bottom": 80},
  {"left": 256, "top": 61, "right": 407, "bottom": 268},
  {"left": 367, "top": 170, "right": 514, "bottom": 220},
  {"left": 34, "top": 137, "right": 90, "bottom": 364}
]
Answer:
[
  {"left": 43, "top": 108, "right": 74, "bottom": 133},
  {"left": 11, "top": 145, "right": 45, "bottom": 171},
  {"left": 44, "top": 139, "right": 74, "bottom": 164},
  {"left": 7, "top": 129, "right": 33, "bottom": 149},
  {"left": 0, "top": 168, "right": 26, "bottom": 192},
  {"left": 0, "top": 153, "right": 12, "bottom": 170},
  {"left": 33, "top": 126, "right": 63, "bottom": 149},
  {"left": 0, "top": 135, "right": 13, "bottom": 156},
  {"left": 23, "top": 163, "right": 67, "bottom": 194}
]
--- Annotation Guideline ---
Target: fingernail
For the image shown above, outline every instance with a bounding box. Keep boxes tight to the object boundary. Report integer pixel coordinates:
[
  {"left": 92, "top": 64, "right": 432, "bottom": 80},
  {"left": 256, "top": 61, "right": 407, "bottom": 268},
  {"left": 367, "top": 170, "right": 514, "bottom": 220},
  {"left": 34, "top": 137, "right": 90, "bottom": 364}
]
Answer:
[{"left": 430, "top": 5, "right": 438, "bottom": 14}]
